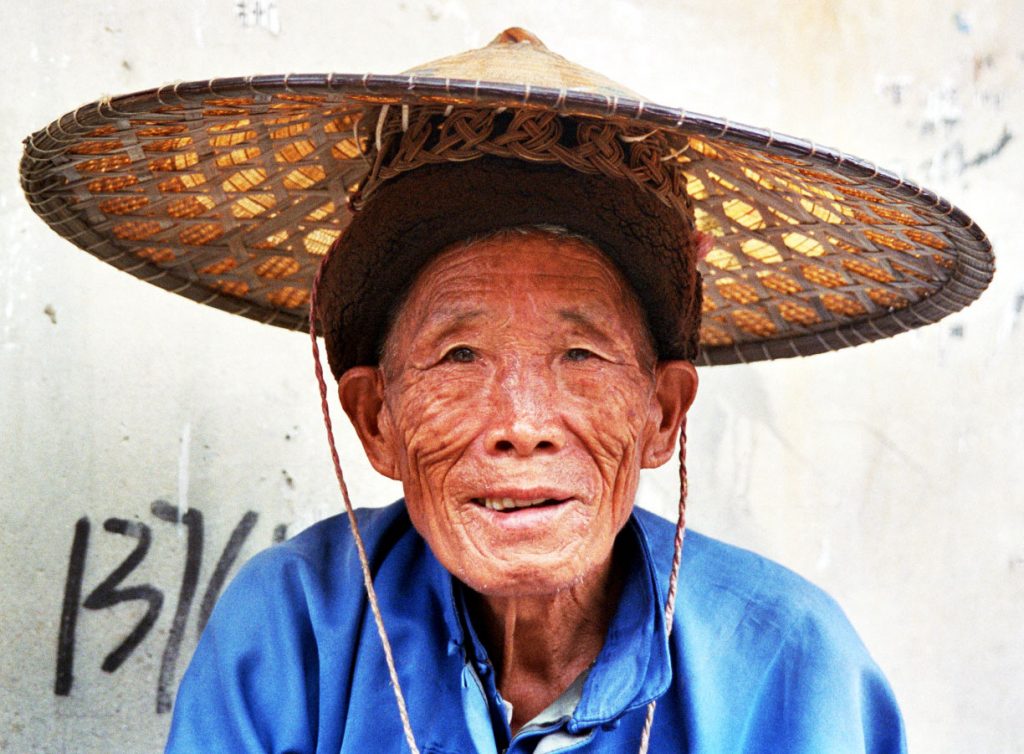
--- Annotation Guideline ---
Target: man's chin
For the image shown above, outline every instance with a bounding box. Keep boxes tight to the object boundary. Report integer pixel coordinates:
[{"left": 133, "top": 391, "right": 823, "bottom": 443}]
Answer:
[
  {"left": 420, "top": 497, "right": 616, "bottom": 598},
  {"left": 451, "top": 546, "right": 601, "bottom": 600},
  {"left": 460, "top": 568, "right": 588, "bottom": 600}
]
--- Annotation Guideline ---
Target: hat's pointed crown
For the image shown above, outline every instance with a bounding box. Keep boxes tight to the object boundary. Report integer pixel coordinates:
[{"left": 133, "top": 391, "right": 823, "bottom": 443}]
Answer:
[{"left": 402, "top": 27, "right": 643, "bottom": 100}]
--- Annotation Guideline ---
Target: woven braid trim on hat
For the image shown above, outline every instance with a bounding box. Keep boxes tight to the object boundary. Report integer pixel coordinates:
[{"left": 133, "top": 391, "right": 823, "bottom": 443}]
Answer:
[
  {"left": 358, "top": 104, "right": 693, "bottom": 221},
  {"left": 20, "top": 73, "right": 994, "bottom": 365}
]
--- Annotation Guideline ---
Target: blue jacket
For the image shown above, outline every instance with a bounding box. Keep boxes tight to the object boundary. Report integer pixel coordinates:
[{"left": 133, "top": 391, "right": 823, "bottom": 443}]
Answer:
[{"left": 167, "top": 502, "right": 905, "bottom": 753}]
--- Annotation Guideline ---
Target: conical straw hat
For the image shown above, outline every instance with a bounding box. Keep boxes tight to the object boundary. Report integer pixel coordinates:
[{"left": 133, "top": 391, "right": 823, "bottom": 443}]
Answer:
[{"left": 20, "top": 28, "right": 994, "bottom": 366}]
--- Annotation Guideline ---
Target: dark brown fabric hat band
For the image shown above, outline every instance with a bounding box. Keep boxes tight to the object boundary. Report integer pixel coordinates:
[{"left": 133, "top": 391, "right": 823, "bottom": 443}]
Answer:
[{"left": 315, "top": 156, "right": 703, "bottom": 378}]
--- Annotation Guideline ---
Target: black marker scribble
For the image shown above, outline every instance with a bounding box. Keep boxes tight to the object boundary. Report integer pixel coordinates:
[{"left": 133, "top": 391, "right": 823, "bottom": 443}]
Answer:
[
  {"left": 52, "top": 506, "right": 289, "bottom": 709},
  {"left": 82, "top": 519, "right": 164, "bottom": 673},
  {"left": 197, "top": 510, "right": 259, "bottom": 636},
  {"left": 54, "top": 517, "right": 90, "bottom": 696},
  {"left": 152, "top": 501, "right": 203, "bottom": 713}
]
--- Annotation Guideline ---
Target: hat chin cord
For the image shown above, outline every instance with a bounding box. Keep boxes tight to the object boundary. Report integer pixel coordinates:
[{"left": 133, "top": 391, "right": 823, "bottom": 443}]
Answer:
[
  {"left": 309, "top": 251, "right": 688, "bottom": 754},
  {"left": 638, "top": 418, "right": 688, "bottom": 754},
  {"left": 309, "top": 254, "right": 422, "bottom": 754}
]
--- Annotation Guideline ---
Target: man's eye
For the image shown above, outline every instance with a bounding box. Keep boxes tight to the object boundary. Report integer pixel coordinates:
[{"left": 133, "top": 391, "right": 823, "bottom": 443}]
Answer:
[
  {"left": 565, "top": 348, "right": 594, "bottom": 362},
  {"left": 445, "top": 346, "right": 477, "bottom": 363}
]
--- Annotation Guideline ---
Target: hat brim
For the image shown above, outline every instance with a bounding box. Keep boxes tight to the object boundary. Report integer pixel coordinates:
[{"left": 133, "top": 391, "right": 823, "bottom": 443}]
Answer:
[{"left": 20, "top": 73, "right": 994, "bottom": 366}]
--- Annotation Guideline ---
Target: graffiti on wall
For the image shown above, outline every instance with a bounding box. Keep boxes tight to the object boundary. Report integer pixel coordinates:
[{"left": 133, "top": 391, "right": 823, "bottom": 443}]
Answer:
[{"left": 54, "top": 500, "right": 288, "bottom": 713}]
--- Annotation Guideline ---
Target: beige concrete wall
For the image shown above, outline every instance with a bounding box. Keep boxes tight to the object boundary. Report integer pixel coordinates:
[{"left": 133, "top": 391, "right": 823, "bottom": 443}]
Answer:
[{"left": 1, "top": 1, "right": 1021, "bottom": 751}]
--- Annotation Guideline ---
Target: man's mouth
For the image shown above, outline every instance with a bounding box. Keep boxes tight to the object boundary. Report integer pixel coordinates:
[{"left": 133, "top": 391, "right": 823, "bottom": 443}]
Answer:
[{"left": 473, "top": 497, "right": 569, "bottom": 512}]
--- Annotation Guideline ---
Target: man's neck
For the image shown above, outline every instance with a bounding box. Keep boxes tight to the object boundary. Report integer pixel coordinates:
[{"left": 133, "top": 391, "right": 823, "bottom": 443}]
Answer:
[{"left": 465, "top": 548, "right": 626, "bottom": 732}]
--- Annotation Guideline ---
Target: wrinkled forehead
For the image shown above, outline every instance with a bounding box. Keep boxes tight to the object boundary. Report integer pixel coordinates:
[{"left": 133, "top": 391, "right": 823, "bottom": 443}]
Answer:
[
  {"left": 419, "top": 230, "right": 633, "bottom": 297},
  {"left": 382, "top": 228, "right": 657, "bottom": 367}
]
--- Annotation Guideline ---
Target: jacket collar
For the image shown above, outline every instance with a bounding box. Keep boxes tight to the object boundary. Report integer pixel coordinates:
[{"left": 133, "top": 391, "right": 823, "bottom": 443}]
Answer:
[{"left": 572, "top": 514, "right": 673, "bottom": 728}]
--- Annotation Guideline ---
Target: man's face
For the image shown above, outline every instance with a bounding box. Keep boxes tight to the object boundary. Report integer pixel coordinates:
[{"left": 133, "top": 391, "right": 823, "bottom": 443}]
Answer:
[{"left": 341, "top": 233, "right": 695, "bottom": 597}]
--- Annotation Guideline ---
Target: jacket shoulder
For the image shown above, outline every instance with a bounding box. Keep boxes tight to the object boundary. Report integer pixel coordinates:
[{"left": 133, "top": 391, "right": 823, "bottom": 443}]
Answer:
[
  {"left": 633, "top": 508, "right": 905, "bottom": 752},
  {"left": 258, "top": 500, "right": 411, "bottom": 580},
  {"left": 634, "top": 507, "right": 847, "bottom": 633}
]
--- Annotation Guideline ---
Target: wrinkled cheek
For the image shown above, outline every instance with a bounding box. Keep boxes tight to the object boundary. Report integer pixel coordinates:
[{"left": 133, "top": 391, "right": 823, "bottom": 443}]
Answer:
[
  {"left": 394, "top": 441, "right": 461, "bottom": 555},
  {"left": 569, "top": 382, "right": 647, "bottom": 455},
  {"left": 564, "top": 383, "right": 649, "bottom": 518},
  {"left": 393, "top": 376, "right": 482, "bottom": 465},
  {"left": 595, "top": 438, "right": 642, "bottom": 516},
  {"left": 392, "top": 400, "right": 484, "bottom": 531}
]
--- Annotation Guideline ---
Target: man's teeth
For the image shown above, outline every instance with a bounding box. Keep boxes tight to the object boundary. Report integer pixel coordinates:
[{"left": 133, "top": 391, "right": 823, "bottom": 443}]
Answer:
[{"left": 480, "top": 497, "right": 551, "bottom": 511}]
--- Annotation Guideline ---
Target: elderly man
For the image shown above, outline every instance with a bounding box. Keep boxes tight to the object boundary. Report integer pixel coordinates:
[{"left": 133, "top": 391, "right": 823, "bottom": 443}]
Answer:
[
  {"left": 22, "top": 27, "right": 993, "bottom": 754},
  {"left": 162, "top": 219, "right": 908, "bottom": 754}
]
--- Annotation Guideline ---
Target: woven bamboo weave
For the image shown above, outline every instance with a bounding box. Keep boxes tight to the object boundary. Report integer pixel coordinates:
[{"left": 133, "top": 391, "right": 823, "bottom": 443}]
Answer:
[
  {"left": 360, "top": 106, "right": 693, "bottom": 223},
  {"left": 20, "top": 33, "right": 993, "bottom": 366}
]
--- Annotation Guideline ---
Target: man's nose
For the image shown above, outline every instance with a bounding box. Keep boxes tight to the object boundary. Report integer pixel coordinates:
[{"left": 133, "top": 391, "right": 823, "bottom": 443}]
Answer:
[{"left": 482, "top": 365, "right": 565, "bottom": 456}]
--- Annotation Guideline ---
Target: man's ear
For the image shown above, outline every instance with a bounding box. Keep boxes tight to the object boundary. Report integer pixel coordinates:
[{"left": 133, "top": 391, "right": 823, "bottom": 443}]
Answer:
[
  {"left": 337, "top": 366, "right": 400, "bottom": 480},
  {"left": 641, "top": 360, "right": 698, "bottom": 469}
]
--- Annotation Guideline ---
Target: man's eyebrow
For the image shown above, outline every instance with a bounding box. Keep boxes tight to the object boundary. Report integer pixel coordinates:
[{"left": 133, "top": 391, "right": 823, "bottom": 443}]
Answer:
[
  {"left": 420, "top": 308, "right": 486, "bottom": 341},
  {"left": 558, "top": 309, "right": 617, "bottom": 347}
]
